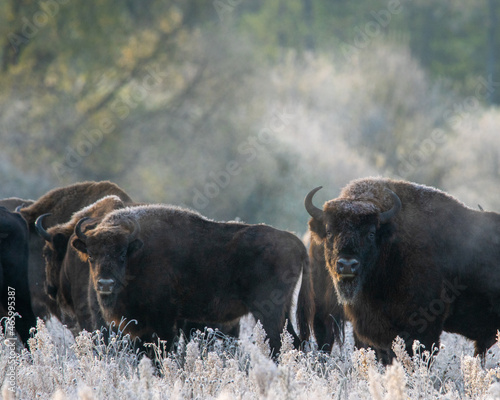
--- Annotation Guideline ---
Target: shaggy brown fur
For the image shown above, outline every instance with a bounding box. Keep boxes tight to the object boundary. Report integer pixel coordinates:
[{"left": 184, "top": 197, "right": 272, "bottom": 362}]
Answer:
[
  {"left": 18, "top": 181, "right": 133, "bottom": 321},
  {"left": 40, "top": 195, "right": 127, "bottom": 331},
  {"left": 0, "top": 198, "right": 34, "bottom": 211},
  {"left": 72, "top": 205, "right": 315, "bottom": 355},
  {"left": 40, "top": 197, "right": 242, "bottom": 339},
  {"left": 20, "top": 181, "right": 133, "bottom": 227},
  {"left": 306, "top": 177, "right": 500, "bottom": 361},
  {"left": 308, "top": 237, "right": 345, "bottom": 352}
]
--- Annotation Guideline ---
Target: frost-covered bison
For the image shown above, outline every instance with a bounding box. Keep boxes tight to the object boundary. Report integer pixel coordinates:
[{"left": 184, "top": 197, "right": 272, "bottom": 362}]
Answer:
[
  {"left": 71, "top": 205, "right": 314, "bottom": 354},
  {"left": 305, "top": 177, "right": 500, "bottom": 360}
]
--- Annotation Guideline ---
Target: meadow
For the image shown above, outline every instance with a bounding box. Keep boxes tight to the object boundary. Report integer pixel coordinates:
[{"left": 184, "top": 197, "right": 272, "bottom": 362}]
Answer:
[{"left": 1, "top": 315, "right": 500, "bottom": 399}]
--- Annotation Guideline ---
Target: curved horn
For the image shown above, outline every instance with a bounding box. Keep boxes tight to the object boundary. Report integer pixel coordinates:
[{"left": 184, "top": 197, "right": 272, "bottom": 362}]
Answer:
[
  {"left": 379, "top": 189, "right": 402, "bottom": 224},
  {"left": 35, "top": 213, "right": 52, "bottom": 242},
  {"left": 15, "top": 204, "right": 24, "bottom": 212},
  {"left": 75, "top": 217, "right": 91, "bottom": 242},
  {"left": 305, "top": 186, "right": 324, "bottom": 221},
  {"left": 128, "top": 218, "right": 140, "bottom": 241}
]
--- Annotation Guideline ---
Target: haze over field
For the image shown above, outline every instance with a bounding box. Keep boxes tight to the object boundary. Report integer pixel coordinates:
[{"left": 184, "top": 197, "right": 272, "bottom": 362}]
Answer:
[{"left": 1, "top": 1, "right": 499, "bottom": 233}]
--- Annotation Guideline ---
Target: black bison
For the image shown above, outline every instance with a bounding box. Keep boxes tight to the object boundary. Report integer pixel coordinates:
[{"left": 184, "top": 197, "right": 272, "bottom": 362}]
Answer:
[
  {"left": 17, "top": 181, "right": 133, "bottom": 322},
  {"left": 71, "top": 205, "right": 314, "bottom": 354},
  {"left": 0, "top": 207, "right": 36, "bottom": 344},
  {"left": 305, "top": 177, "right": 500, "bottom": 360}
]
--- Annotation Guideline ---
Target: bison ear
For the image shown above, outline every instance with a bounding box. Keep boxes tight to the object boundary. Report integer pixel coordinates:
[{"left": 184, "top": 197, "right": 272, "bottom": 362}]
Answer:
[
  {"left": 53, "top": 233, "right": 69, "bottom": 254},
  {"left": 71, "top": 237, "right": 87, "bottom": 254},
  {"left": 308, "top": 217, "right": 326, "bottom": 240},
  {"left": 128, "top": 239, "right": 143, "bottom": 256}
]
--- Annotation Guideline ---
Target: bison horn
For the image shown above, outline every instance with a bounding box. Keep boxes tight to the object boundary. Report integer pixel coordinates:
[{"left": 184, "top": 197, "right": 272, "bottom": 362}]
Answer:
[
  {"left": 379, "top": 189, "right": 402, "bottom": 224},
  {"left": 75, "top": 217, "right": 91, "bottom": 242},
  {"left": 35, "top": 213, "right": 52, "bottom": 242},
  {"left": 305, "top": 186, "right": 324, "bottom": 221},
  {"left": 15, "top": 204, "right": 24, "bottom": 212}
]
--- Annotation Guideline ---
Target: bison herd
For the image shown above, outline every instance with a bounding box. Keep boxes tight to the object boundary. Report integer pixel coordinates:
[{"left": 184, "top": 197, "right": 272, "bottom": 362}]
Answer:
[{"left": 1, "top": 177, "right": 499, "bottom": 364}]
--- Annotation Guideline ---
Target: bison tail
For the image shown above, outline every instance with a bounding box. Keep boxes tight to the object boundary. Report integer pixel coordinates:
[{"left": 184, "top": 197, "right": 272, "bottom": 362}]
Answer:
[{"left": 295, "top": 257, "right": 315, "bottom": 343}]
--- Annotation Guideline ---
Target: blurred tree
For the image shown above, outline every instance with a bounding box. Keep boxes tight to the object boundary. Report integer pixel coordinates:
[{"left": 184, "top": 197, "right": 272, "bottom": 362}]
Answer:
[
  {"left": 235, "top": 1, "right": 500, "bottom": 103},
  {"left": 1, "top": 0, "right": 499, "bottom": 233},
  {"left": 487, "top": 0, "right": 498, "bottom": 104}
]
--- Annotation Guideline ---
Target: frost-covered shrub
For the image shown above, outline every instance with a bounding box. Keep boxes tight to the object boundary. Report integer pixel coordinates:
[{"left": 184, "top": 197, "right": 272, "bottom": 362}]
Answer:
[{"left": 4, "top": 317, "right": 500, "bottom": 399}]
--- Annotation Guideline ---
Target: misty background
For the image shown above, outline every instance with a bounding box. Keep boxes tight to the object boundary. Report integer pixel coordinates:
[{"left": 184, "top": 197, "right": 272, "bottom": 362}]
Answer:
[{"left": 1, "top": 1, "right": 499, "bottom": 235}]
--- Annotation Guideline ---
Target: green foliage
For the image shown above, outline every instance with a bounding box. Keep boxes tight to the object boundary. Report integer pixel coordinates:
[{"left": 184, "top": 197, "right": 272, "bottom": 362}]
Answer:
[{"left": 1, "top": 0, "right": 500, "bottom": 233}]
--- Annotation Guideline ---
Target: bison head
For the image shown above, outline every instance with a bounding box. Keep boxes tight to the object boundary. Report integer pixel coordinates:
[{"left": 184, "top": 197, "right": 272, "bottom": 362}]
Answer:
[
  {"left": 305, "top": 186, "right": 401, "bottom": 305},
  {"left": 71, "top": 217, "right": 143, "bottom": 309}
]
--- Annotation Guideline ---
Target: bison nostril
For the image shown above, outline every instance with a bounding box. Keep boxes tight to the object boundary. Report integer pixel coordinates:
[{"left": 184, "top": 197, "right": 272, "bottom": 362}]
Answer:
[
  {"left": 350, "top": 260, "right": 360, "bottom": 273},
  {"left": 97, "top": 278, "right": 115, "bottom": 293},
  {"left": 337, "top": 258, "right": 360, "bottom": 276}
]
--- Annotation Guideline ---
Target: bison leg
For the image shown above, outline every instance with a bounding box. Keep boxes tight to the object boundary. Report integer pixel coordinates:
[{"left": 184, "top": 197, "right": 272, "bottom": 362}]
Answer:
[
  {"left": 474, "top": 336, "right": 497, "bottom": 359},
  {"left": 314, "top": 315, "right": 330, "bottom": 352},
  {"left": 255, "top": 314, "right": 285, "bottom": 357},
  {"left": 314, "top": 312, "right": 343, "bottom": 352},
  {"left": 249, "top": 294, "right": 297, "bottom": 356}
]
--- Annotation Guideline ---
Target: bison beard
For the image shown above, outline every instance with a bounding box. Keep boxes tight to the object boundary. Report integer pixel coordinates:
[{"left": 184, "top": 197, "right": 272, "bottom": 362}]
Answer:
[
  {"left": 71, "top": 205, "right": 314, "bottom": 356},
  {"left": 334, "top": 276, "right": 359, "bottom": 305},
  {"left": 306, "top": 177, "right": 500, "bottom": 363}
]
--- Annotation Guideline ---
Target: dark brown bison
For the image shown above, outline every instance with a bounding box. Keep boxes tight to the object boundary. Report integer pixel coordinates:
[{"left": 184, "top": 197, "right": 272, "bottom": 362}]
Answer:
[
  {"left": 305, "top": 177, "right": 500, "bottom": 361},
  {"left": 36, "top": 195, "right": 127, "bottom": 332},
  {"left": 17, "top": 181, "right": 133, "bottom": 322},
  {"left": 37, "top": 196, "right": 241, "bottom": 339},
  {"left": 71, "top": 205, "right": 314, "bottom": 354},
  {"left": 308, "top": 235, "right": 345, "bottom": 352},
  {"left": 0, "top": 207, "right": 36, "bottom": 344}
]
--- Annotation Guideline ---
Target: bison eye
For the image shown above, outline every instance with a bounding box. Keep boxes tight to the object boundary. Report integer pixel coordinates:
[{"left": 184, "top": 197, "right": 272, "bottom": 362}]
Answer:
[
  {"left": 326, "top": 230, "right": 333, "bottom": 239},
  {"left": 368, "top": 232, "right": 375, "bottom": 241},
  {"left": 87, "top": 254, "right": 94, "bottom": 262}
]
